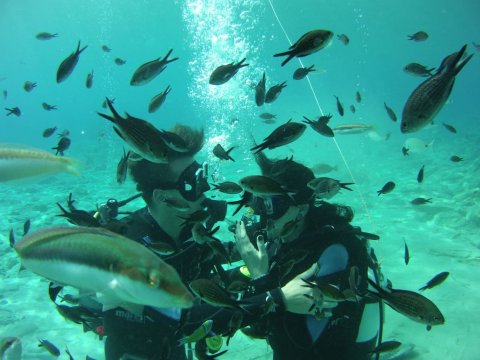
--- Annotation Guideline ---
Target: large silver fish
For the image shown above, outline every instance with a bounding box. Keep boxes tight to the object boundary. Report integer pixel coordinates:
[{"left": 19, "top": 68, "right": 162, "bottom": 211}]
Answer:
[
  {"left": 97, "top": 98, "right": 169, "bottom": 163},
  {"left": 130, "top": 49, "right": 178, "bottom": 86},
  {"left": 56, "top": 41, "right": 88, "bottom": 83},
  {"left": 401, "top": 44, "right": 473, "bottom": 133},
  {"left": 14, "top": 226, "right": 194, "bottom": 309},
  {"left": 274, "top": 29, "right": 333, "bottom": 66}
]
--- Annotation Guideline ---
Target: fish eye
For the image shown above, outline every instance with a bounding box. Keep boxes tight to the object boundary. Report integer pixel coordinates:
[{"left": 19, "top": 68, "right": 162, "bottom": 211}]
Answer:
[{"left": 147, "top": 271, "right": 161, "bottom": 287}]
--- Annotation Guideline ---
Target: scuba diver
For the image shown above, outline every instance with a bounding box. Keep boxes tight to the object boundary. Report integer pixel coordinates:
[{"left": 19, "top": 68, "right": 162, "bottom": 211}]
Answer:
[
  {"left": 54, "top": 123, "right": 341, "bottom": 360},
  {"left": 232, "top": 151, "right": 383, "bottom": 360}
]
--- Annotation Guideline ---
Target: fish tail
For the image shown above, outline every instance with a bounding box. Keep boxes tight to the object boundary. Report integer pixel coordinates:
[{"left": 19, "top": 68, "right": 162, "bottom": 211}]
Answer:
[
  {"left": 76, "top": 41, "right": 88, "bottom": 55},
  {"left": 163, "top": 49, "right": 179, "bottom": 64},
  {"left": 273, "top": 50, "right": 295, "bottom": 66},
  {"left": 454, "top": 53, "right": 473, "bottom": 76},
  {"left": 226, "top": 147, "right": 235, "bottom": 162}
]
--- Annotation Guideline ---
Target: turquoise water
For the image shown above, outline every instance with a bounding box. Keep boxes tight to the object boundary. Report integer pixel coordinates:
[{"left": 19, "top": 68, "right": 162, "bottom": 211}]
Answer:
[{"left": 1, "top": 0, "right": 479, "bottom": 359}]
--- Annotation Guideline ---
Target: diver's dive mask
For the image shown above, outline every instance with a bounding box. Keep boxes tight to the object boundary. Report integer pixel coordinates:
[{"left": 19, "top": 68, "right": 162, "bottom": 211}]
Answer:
[{"left": 159, "top": 161, "right": 210, "bottom": 202}]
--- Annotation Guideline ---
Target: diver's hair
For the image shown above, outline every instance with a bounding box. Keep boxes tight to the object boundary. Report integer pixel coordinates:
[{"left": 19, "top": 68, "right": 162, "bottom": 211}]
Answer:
[
  {"left": 129, "top": 124, "right": 204, "bottom": 204},
  {"left": 254, "top": 152, "right": 315, "bottom": 204}
]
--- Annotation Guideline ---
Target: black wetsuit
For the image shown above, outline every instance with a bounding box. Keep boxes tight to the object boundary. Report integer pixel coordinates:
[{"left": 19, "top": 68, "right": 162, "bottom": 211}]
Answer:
[{"left": 93, "top": 203, "right": 379, "bottom": 360}]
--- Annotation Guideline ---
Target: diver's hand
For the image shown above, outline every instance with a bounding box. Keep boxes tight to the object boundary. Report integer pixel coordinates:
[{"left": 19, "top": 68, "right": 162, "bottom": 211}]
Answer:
[
  {"left": 280, "top": 263, "right": 337, "bottom": 315},
  {"left": 235, "top": 220, "right": 269, "bottom": 279}
]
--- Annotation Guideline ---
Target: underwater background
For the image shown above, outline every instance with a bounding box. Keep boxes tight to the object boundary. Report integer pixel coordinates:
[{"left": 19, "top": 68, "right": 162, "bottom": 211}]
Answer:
[{"left": 1, "top": 0, "right": 479, "bottom": 359}]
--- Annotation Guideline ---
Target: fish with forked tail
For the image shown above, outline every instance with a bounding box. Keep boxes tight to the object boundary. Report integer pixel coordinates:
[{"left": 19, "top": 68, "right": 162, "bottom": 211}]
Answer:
[
  {"left": 209, "top": 58, "right": 249, "bottom": 85},
  {"left": 56, "top": 41, "right": 88, "bottom": 83},
  {"left": 130, "top": 49, "right": 178, "bottom": 86},
  {"left": 250, "top": 120, "right": 306, "bottom": 153}
]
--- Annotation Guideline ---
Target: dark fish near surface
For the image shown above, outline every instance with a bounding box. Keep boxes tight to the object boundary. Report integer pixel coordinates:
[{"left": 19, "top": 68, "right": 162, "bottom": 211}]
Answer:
[
  {"left": 255, "top": 72, "right": 266, "bottom": 106},
  {"left": 114, "top": 57, "right": 126, "bottom": 65},
  {"left": 85, "top": 70, "right": 94, "bottom": 89},
  {"left": 259, "top": 112, "right": 276, "bottom": 120},
  {"left": 148, "top": 85, "right": 171, "bottom": 113},
  {"left": 23, "top": 81, "right": 37, "bottom": 92},
  {"left": 52, "top": 136, "right": 71, "bottom": 156},
  {"left": 450, "top": 155, "right": 463, "bottom": 162},
  {"left": 116, "top": 148, "right": 131, "bottom": 184},
  {"left": 250, "top": 120, "right": 306, "bottom": 153},
  {"left": 307, "top": 177, "right": 353, "bottom": 199},
  {"left": 349, "top": 105, "right": 356, "bottom": 113},
  {"left": 56, "top": 41, "right": 88, "bottom": 83},
  {"left": 401, "top": 44, "right": 473, "bottom": 133},
  {"left": 334, "top": 95, "right": 344, "bottom": 116},
  {"left": 101, "top": 45, "right": 111, "bottom": 52},
  {"left": 265, "top": 81, "right": 287, "bottom": 103},
  {"left": 213, "top": 144, "right": 235, "bottom": 161},
  {"left": 212, "top": 181, "right": 243, "bottom": 194},
  {"left": 42, "top": 127, "right": 57, "bottom": 138},
  {"left": 42, "top": 102, "right": 57, "bottom": 111},
  {"left": 97, "top": 98, "right": 169, "bottom": 163},
  {"left": 384, "top": 102, "right": 397, "bottom": 122},
  {"left": 368, "top": 279, "right": 445, "bottom": 329},
  {"left": 411, "top": 197, "right": 431, "bottom": 205},
  {"left": 130, "top": 49, "right": 178, "bottom": 86},
  {"left": 293, "top": 65, "right": 315, "bottom": 80},
  {"left": 419, "top": 271, "right": 449, "bottom": 291},
  {"left": 38, "top": 339, "right": 60, "bottom": 356},
  {"left": 404, "top": 63, "right": 435, "bottom": 77},
  {"left": 36, "top": 32, "right": 58, "bottom": 40},
  {"left": 209, "top": 58, "right": 249, "bottom": 85},
  {"left": 408, "top": 31, "right": 428, "bottom": 41},
  {"left": 442, "top": 122, "right": 457, "bottom": 133},
  {"left": 239, "top": 175, "right": 291, "bottom": 197},
  {"left": 417, "top": 165, "right": 425, "bottom": 183},
  {"left": 5, "top": 107, "right": 21, "bottom": 116},
  {"left": 302, "top": 115, "right": 334, "bottom": 137},
  {"left": 274, "top": 29, "right": 333, "bottom": 66},
  {"left": 377, "top": 181, "right": 395, "bottom": 195},
  {"left": 355, "top": 91, "right": 362, "bottom": 103},
  {"left": 337, "top": 34, "right": 350, "bottom": 45}
]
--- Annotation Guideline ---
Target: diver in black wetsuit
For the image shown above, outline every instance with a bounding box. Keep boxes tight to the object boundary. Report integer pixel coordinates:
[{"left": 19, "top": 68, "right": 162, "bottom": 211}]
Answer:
[{"left": 233, "top": 152, "right": 383, "bottom": 360}]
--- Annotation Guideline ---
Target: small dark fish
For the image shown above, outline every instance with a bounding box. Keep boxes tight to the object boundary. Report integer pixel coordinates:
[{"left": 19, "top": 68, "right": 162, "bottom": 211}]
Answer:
[
  {"left": 302, "top": 115, "right": 334, "bottom": 137},
  {"left": 23, "top": 219, "right": 31, "bottom": 236},
  {"left": 404, "top": 239, "right": 410, "bottom": 265},
  {"left": 43, "top": 126, "right": 57, "bottom": 138},
  {"left": 255, "top": 72, "right": 266, "bottom": 106},
  {"left": 114, "top": 58, "right": 126, "bottom": 65},
  {"left": 369, "top": 340, "right": 402, "bottom": 354},
  {"left": 116, "top": 148, "right": 131, "bottom": 184},
  {"left": 404, "top": 63, "right": 435, "bottom": 77},
  {"left": 209, "top": 58, "right": 248, "bottom": 85},
  {"left": 265, "top": 81, "right": 287, "bottom": 103},
  {"left": 57, "top": 203, "right": 101, "bottom": 227},
  {"left": 52, "top": 136, "right": 71, "bottom": 156},
  {"left": 212, "top": 144, "right": 235, "bottom": 161},
  {"left": 411, "top": 197, "right": 431, "bottom": 205},
  {"left": 259, "top": 112, "right": 276, "bottom": 120},
  {"left": 212, "top": 181, "right": 242, "bottom": 194},
  {"left": 274, "top": 29, "right": 334, "bottom": 66},
  {"left": 355, "top": 91, "right": 362, "bottom": 103},
  {"left": 337, "top": 34, "right": 350, "bottom": 45},
  {"left": 2, "top": 90, "right": 7, "bottom": 99},
  {"left": 377, "top": 181, "right": 395, "bottom": 195},
  {"left": 419, "top": 271, "right": 449, "bottom": 291},
  {"left": 384, "top": 102, "right": 397, "bottom": 122},
  {"left": 36, "top": 32, "right": 58, "bottom": 40},
  {"left": 38, "top": 338, "right": 61, "bottom": 356},
  {"left": 408, "top": 31, "right": 429, "bottom": 41},
  {"left": 293, "top": 65, "right": 315, "bottom": 80},
  {"left": 86, "top": 70, "right": 94, "bottom": 89},
  {"left": 450, "top": 155, "right": 463, "bottom": 162},
  {"left": 101, "top": 45, "right": 111, "bottom": 52},
  {"left": 349, "top": 105, "right": 356, "bottom": 113},
  {"left": 23, "top": 81, "right": 37, "bottom": 92},
  {"left": 402, "top": 146, "right": 409, "bottom": 156},
  {"left": 250, "top": 120, "right": 306, "bottom": 153},
  {"left": 131, "top": 49, "right": 178, "bottom": 86},
  {"left": 334, "top": 95, "right": 344, "bottom": 116},
  {"left": 262, "top": 119, "right": 276, "bottom": 124},
  {"left": 148, "top": 85, "right": 172, "bottom": 113},
  {"left": 5, "top": 107, "right": 21, "bottom": 116},
  {"left": 401, "top": 44, "right": 473, "bottom": 133},
  {"left": 417, "top": 165, "right": 425, "bottom": 183},
  {"left": 9, "top": 228, "right": 15, "bottom": 247},
  {"left": 42, "top": 102, "right": 57, "bottom": 111},
  {"left": 56, "top": 41, "right": 88, "bottom": 83},
  {"left": 189, "top": 278, "right": 247, "bottom": 310},
  {"left": 442, "top": 122, "right": 457, "bottom": 133}
]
